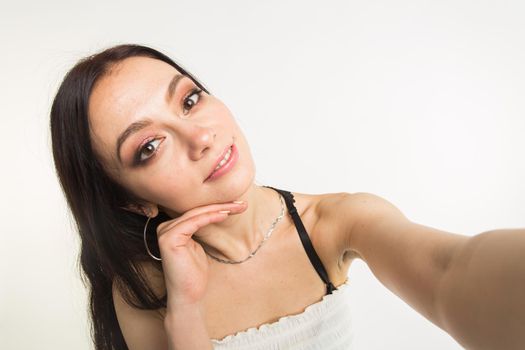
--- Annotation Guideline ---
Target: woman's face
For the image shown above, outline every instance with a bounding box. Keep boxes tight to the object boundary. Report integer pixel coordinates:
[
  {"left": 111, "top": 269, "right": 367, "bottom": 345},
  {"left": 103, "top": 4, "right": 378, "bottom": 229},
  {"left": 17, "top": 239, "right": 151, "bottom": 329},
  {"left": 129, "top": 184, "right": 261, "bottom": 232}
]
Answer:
[{"left": 88, "top": 56, "right": 256, "bottom": 216}]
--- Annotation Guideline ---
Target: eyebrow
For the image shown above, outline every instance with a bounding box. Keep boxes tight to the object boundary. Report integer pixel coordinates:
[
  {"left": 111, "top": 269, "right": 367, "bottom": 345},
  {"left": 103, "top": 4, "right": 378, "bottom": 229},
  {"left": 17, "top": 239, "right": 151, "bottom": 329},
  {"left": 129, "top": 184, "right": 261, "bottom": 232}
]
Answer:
[
  {"left": 116, "top": 119, "right": 153, "bottom": 162},
  {"left": 115, "top": 74, "right": 185, "bottom": 163},
  {"left": 167, "top": 73, "right": 185, "bottom": 102}
]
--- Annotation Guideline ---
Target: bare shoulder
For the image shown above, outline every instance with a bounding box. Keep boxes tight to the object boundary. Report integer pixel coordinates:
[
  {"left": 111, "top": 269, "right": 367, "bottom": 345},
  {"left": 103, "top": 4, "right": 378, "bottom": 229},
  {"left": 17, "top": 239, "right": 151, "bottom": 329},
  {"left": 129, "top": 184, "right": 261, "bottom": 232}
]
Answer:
[
  {"left": 315, "top": 191, "right": 360, "bottom": 256},
  {"left": 313, "top": 191, "right": 405, "bottom": 259},
  {"left": 338, "top": 191, "right": 406, "bottom": 220},
  {"left": 289, "top": 190, "right": 364, "bottom": 277}
]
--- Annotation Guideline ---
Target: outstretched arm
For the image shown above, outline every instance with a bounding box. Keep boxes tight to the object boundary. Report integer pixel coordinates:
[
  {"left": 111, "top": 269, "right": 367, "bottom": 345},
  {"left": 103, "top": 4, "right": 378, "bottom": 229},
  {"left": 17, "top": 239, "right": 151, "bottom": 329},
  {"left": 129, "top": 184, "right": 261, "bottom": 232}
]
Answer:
[
  {"left": 340, "top": 192, "right": 525, "bottom": 350},
  {"left": 437, "top": 228, "right": 525, "bottom": 349}
]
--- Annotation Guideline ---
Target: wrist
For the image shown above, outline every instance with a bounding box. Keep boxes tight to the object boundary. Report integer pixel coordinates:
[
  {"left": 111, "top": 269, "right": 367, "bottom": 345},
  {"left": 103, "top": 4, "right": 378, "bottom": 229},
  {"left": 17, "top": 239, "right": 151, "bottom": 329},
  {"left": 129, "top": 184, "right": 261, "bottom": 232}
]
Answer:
[{"left": 164, "top": 301, "right": 206, "bottom": 331}]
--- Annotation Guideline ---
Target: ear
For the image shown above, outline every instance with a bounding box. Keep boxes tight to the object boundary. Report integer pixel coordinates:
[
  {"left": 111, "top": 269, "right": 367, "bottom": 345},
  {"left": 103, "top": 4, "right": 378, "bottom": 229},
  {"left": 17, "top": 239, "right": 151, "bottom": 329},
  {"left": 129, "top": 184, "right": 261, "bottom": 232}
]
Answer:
[{"left": 120, "top": 203, "right": 159, "bottom": 217}]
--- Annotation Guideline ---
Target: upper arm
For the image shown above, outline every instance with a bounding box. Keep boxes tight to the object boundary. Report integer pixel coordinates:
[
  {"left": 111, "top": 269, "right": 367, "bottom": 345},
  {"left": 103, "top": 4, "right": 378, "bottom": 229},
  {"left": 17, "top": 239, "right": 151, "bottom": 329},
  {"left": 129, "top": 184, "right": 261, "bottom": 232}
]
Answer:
[
  {"left": 112, "top": 264, "right": 169, "bottom": 350},
  {"left": 338, "top": 192, "right": 469, "bottom": 328}
]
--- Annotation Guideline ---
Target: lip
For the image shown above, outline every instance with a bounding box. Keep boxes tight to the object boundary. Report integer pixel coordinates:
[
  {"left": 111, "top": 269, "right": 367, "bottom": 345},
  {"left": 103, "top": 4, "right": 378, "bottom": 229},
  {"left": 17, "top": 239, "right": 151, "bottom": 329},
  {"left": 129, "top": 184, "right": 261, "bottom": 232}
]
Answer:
[{"left": 205, "top": 143, "right": 238, "bottom": 182}]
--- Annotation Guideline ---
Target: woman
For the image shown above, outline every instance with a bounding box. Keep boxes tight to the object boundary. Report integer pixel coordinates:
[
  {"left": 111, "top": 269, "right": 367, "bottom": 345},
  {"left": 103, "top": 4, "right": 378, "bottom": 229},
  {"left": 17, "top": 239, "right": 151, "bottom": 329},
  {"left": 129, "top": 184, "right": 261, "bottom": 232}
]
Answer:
[{"left": 50, "top": 44, "right": 525, "bottom": 350}]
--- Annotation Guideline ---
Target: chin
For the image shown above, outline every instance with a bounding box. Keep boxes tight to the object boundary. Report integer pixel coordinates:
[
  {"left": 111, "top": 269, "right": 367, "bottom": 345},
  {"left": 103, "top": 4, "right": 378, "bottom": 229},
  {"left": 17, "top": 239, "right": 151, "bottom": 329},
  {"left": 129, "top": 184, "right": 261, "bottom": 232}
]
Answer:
[{"left": 220, "top": 165, "right": 255, "bottom": 199}]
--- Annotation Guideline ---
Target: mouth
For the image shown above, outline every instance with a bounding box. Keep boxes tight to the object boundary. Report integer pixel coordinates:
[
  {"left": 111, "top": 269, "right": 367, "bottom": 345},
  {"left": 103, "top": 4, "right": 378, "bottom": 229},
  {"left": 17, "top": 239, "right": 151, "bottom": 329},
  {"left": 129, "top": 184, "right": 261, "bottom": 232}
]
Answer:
[{"left": 205, "top": 143, "right": 237, "bottom": 182}]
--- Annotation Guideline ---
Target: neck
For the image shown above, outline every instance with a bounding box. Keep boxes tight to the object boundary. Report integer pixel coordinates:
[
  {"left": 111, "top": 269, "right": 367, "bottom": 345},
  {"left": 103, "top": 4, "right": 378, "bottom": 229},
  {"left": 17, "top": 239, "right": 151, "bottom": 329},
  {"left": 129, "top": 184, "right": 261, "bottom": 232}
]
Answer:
[{"left": 171, "top": 183, "right": 284, "bottom": 263}]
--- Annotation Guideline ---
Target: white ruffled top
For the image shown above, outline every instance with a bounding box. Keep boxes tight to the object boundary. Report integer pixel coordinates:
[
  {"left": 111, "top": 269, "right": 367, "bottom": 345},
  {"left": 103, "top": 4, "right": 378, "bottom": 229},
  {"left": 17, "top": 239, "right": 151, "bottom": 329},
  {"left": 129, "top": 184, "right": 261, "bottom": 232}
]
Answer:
[{"left": 210, "top": 279, "right": 353, "bottom": 350}]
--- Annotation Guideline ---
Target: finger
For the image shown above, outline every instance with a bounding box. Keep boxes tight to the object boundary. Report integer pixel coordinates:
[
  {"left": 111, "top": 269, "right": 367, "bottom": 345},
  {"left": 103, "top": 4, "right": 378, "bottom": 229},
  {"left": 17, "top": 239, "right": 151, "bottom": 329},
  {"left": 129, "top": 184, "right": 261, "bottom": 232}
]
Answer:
[
  {"left": 157, "top": 201, "right": 246, "bottom": 233},
  {"left": 157, "top": 210, "right": 231, "bottom": 246},
  {"left": 157, "top": 212, "right": 228, "bottom": 252},
  {"left": 177, "top": 200, "right": 246, "bottom": 221}
]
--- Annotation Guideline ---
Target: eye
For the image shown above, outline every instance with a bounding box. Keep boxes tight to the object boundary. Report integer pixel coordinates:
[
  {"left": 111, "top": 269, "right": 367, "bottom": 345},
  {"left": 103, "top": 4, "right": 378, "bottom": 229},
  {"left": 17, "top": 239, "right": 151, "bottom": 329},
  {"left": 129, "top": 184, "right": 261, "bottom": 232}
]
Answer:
[
  {"left": 134, "top": 137, "right": 165, "bottom": 165},
  {"left": 182, "top": 88, "right": 203, "bottom": 114}
]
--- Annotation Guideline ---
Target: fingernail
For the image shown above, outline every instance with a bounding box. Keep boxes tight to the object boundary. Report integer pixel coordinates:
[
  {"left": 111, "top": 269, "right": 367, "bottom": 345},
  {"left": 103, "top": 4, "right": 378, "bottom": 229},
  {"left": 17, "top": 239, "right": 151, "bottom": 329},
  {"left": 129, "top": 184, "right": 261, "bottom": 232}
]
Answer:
[
  {"left": 232, "top": 200, "right": 244, "bottom": 204},
  {"left": 219, "top": 210, "right": 231, "bottom": 214}
]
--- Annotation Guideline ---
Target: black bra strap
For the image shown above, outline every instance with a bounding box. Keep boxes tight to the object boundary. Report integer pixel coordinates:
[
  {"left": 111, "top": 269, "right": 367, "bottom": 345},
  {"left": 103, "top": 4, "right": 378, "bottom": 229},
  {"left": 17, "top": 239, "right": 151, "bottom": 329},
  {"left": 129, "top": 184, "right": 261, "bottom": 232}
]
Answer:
[{"left": 264, "top": 186, "right": 337, "bottom": 295}]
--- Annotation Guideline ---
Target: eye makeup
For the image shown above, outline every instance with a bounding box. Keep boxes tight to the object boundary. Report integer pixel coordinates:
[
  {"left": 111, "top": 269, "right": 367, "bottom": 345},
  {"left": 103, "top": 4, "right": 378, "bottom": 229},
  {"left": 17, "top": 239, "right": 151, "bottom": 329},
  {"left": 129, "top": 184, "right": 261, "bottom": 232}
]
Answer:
[{"left": 132, "top": 136, "right": 166, "bottom": 166}]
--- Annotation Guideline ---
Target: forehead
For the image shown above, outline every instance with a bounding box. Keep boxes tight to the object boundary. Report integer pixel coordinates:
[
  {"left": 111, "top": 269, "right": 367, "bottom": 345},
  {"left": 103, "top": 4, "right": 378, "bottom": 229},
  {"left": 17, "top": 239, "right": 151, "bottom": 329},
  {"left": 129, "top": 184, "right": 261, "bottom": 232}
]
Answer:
[{"left": 88, "top": 56, "right": 181, "bottom": 160}]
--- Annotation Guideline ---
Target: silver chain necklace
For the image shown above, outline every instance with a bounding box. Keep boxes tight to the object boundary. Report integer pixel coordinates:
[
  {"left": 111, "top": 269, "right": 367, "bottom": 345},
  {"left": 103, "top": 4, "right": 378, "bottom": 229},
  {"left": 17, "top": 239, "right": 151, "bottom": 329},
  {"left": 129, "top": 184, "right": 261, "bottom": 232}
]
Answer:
[{"left": 203, "top": 194, "right": 285, "bottom": 264}]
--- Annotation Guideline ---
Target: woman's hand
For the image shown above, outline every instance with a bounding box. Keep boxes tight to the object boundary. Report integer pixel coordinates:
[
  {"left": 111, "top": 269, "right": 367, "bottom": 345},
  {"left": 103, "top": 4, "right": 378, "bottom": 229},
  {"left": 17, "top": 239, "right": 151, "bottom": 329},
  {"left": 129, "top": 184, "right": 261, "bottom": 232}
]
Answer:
[{"left": 156, "top": 201, "right": 247, "bottom": 309}]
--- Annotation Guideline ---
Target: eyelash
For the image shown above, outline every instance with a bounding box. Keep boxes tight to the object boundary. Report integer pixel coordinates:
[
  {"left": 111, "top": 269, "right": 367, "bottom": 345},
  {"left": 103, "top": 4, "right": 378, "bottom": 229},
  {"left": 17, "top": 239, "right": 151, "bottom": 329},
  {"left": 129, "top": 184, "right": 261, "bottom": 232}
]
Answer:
[
  {"left": 132, "top": 88, "right": 203, "bottom": 166},
  {"left": 133, "top": 137, "right": 165, "bottom": 166},
  {"left": 182, "top": 88, "right": 203, "bottom": 114}
]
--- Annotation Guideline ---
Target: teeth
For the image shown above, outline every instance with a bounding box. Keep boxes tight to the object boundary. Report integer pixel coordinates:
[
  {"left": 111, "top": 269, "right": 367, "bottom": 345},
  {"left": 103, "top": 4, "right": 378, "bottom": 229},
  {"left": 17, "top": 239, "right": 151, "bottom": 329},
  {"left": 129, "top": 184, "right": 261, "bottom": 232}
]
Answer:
[{"left": 214, "top": 147, "right": 232, "bottom": 171}]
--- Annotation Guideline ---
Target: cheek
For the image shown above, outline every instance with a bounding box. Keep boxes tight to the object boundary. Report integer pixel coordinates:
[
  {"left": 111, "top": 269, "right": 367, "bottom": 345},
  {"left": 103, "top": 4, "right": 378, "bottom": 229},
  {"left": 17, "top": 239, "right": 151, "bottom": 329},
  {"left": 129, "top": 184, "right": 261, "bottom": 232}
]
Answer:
[
  {"left": 208, "top": 97, "right": 235, "bottom": 121},
  {"left": 133, "top": 164, "right": 193, "bottom": 208},
  {"left": 122, "top": 180, "right": 178, "bottom": 213}
]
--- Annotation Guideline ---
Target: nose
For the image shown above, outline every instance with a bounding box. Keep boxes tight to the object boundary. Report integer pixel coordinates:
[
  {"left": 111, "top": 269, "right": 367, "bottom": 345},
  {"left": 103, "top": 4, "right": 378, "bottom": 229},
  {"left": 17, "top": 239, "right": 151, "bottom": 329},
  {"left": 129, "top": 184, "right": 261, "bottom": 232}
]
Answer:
[{"left": 182, "top": 124, "right": 216, "bottom": 161}]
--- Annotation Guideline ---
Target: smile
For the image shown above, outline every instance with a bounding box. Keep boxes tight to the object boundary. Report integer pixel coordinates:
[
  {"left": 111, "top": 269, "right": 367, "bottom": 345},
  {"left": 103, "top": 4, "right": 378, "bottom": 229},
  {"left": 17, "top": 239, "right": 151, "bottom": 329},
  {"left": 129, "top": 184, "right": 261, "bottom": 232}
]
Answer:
[{"left": 205, "top": 143, "right": 239, "bottom": 182}]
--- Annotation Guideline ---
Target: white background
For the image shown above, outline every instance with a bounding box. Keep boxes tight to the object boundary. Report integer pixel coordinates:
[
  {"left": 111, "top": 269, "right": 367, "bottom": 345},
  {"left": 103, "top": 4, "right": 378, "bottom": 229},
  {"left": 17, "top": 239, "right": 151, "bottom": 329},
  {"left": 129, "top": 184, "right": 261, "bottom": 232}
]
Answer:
[{"left": 1, "top": 1, "right": 524, "bottom": 349}]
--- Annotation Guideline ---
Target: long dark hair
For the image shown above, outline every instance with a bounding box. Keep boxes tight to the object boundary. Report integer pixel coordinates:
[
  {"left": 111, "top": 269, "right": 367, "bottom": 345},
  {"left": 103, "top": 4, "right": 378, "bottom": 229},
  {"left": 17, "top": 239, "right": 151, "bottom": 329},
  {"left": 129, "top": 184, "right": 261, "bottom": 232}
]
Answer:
[{"left": 50, "top": 44, "right": 210, "bottom": 350}]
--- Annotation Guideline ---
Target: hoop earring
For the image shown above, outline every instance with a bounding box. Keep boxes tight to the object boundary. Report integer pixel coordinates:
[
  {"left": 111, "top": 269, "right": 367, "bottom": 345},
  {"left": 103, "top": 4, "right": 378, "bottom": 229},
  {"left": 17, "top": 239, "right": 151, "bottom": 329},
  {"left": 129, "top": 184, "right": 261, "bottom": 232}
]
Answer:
[{"left": 143, "top": 216, "right": 162, "bottom": 261}]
